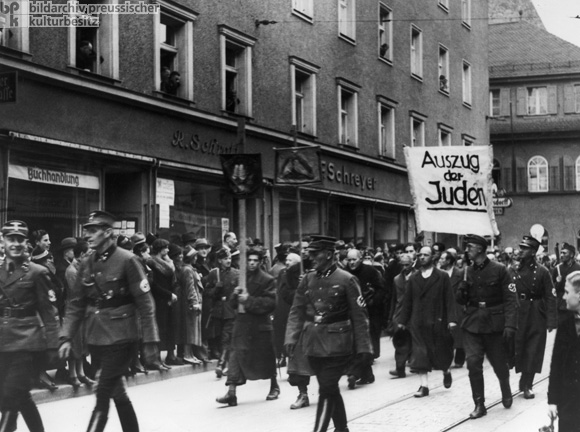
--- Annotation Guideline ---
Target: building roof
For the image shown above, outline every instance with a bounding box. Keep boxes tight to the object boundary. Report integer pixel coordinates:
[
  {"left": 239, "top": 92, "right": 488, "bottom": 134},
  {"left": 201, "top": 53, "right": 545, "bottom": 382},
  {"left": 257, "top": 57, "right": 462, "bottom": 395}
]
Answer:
[{"left": 489, "top": 21, "right": 580, "bottom": 78}]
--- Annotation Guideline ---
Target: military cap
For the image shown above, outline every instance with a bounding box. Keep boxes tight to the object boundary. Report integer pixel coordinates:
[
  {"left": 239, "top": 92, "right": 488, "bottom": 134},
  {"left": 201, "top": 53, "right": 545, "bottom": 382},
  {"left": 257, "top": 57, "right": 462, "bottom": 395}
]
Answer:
[
  {"left": 31, "top": 246, "right": 50, "bottom": 262},
  {"left": 464, "top": 234, "right": 488, "bottom": 249},
  {"left": 1, "top": 220, "right": 29, "bottom": 238},
  {"left": 59, "top": 237, "right": 77, "bottom": 251},
  {"left": 519, "top": 235, "right": 540, "bottom": 251},
  {"left": 168, "top": 243, "right": 182, "bottom": 259},
  {"left": 181, "top": 231, "right": 197, "bottom": 245},
  {"left": 193, "top": 238, "right": 211, "bottom": 249},
  {"left": 83, "top": 210, "right": 116, "bottom": 229},
  {"left": 307, "top": 235, "right": 338, "bottom": 252},
  {"left": 562, "top": 242, "right": 576, "bottom": 255},
  {"left": 215, "top": 247, "right": 231, "bottom": 260},
  {"left": 131, "top": 232, "right": 146, "bottom": 246}
]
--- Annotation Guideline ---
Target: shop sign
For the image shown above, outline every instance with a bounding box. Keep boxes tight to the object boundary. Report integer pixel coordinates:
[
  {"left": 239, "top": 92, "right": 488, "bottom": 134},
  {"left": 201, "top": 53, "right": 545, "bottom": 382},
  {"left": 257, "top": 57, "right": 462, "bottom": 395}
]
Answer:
[
  {"left": 0, "top": 71, "right": 17, "bottom": 103},
  {"left": 8, "top": 164, "right": 99, "bottom": 189},
  {"left": 171, "top": 130, "right": 239, "bottom": 156},
  {"left": 493, "top": 196, "right": 512, "bottom": 207},
  {"left": 493, "top": 207, "right": 504, "bottom": 215},
  {"left": 320, "top": 160, "right": 377, "bottom": 191}
]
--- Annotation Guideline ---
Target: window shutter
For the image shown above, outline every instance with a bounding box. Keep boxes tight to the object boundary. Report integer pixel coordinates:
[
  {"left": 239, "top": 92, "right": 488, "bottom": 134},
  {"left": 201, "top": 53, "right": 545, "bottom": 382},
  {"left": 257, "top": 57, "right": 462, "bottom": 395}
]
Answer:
[
  {"left": 499, "top": 88, "right": 510, "bottom": 117},
  {"left": 564, "top": 165, "right": 575, "bottom": 190},
  {"left": 516, "top": 167, "right": 527, "bottom": 192},
  {"left": 516, "top": 87, "right": 526, "bottom": 116},
  {"left": 564, "top": 84, "right": 575, "bottom": 114},
  {"left": 549, "top": 166, "right": 560, "bottom": 191},
  {"left": 547, "top": 85, "right": 557, "bottom": 114}
]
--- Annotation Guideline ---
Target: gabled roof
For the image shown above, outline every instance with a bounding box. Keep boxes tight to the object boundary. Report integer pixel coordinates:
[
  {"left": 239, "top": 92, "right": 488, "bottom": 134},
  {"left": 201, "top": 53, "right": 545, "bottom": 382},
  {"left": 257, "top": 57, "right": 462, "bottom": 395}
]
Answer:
[{"left": 489, "top": 21, "right": 580, "bottom": 77}]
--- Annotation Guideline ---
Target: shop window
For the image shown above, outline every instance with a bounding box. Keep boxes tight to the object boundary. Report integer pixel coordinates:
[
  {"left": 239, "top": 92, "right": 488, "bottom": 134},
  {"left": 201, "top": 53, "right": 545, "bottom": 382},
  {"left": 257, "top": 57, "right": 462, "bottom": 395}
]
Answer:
[
  {"left": 337, "top": 79, "right": 360, "bottom": 147},
  {"left": 279, "top": 196, "right": 321, "bottom": 242},
  {"left": 293, "top": 0, "right": 313, "bottom": 20},
  {"left": 438, "top": 45, "right": 449, "bottom": 93},
  {"left": 291, "top": 57, "right": 319, "bottom": 136},
  {"left": 462, "top": 61, "right": 471, "bottom": 106},
  {"left": 68, "top": 0, "right": 118, "bottom": 78},
  {"left": 338, "top": 0, "right": 356, "bottom": 42},
  {"left": 461, "top": 0, "right": 471, "bottom": 28},
  {"left": 438, "top": 124, "right": 452, "bottom": 146},
  {"left": 220, "top": 25, "right": 256, "bottom": 116},
  {"left": 410, "top": 26, "right": 422, "bottom": 79},
  {"left": 528, "top": 156, "right": 548, "bottom": 192},
  {"left": 410, "top": 112, "right": 425, "bottom": 147},
  {"left": 378, "top": 4, "right": 392, "bottom": 62},
  {"left": 378, "top": 97, "right": 396, "bottom": 158},
  {"left": 156, "top": 2, "right": 196, "bottom": 99}
]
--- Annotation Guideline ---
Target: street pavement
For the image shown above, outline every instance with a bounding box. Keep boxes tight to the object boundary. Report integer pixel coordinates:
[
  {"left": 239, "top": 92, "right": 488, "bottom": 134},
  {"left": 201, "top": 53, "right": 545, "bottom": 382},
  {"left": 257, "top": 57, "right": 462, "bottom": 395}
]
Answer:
[{"left": 28, "top": 333, "right": 556, "bottom": 432}]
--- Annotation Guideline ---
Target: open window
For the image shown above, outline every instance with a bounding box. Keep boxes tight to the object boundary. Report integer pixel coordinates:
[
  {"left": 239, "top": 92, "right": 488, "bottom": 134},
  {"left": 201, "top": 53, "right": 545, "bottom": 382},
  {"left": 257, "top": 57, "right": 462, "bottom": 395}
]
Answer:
[
  {"left": 291, "top": 57, "right": 319, "bottom": 136},
  {"left": 378, "top": 4, "right": 392, "bottom": 62}
]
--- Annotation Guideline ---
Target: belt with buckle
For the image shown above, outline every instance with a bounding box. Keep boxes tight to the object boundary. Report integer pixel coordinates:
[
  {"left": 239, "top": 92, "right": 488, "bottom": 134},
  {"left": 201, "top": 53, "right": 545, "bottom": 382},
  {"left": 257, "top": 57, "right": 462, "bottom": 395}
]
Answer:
[
  {"left": 468, "top": 300, "right": 502, "bottom": 309},
  {"left": 519, "top": 293, "right": 542, "bottom": 301},
  {"left": 0, "top": 307, "right": 36, "bottom": 318},
  {"left": 308, "top": 313, "right": 349, "bottom": 325},
  {"left": 87, "top": 296, "right": 133, "bottom": 309}
]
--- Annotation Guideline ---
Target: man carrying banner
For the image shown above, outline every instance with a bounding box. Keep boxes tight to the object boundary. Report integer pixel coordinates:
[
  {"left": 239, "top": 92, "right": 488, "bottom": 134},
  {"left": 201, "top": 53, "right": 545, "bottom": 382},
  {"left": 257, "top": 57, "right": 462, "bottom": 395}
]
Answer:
[{"left": 456, "top": 234, "right": 518, "bottom": 420}]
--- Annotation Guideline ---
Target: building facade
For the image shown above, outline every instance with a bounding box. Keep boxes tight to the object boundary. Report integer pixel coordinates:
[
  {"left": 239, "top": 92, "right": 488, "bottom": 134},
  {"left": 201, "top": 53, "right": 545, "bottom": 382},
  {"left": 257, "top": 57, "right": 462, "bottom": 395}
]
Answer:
[
  {"left": 0, "top": 0, "right": 489, "bottom": 251},
  {"left": 489, "top": 20, "right": 580, "bottom": 250}
]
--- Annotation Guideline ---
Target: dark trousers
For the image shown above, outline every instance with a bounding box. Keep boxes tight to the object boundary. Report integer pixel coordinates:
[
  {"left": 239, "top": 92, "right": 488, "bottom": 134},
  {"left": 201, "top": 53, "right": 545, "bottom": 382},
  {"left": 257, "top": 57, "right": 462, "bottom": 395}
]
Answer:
[
  {"left": 463, "top": 330, "right": 510, "bottom": 381},
  {"left": 0, "top": 352, "right": 35, "bottom": 412},
  {"left": 393, "top": 329, "right": 412, "bottom": 371}
]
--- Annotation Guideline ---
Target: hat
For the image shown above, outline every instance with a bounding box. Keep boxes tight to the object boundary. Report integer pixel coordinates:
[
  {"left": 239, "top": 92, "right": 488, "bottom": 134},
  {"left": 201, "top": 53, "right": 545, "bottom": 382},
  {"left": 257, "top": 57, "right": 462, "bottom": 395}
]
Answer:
[
  {"left": 184, "top": 244, "right": 197, "bottom": 258},
  {"left": 181, "top": 232, "right": 197, "bottom": 245},
  {"left": 59, "top": 237, "right": 77, "bottom": 251},
  {"left": 307, "top": 235, "right": 338, "bottom": 252},
  {"left": 168, "top": 243, "right": 182, "bottom": 259},
  {"left": 131, "top": 232, "right": 146, "bottom": 246},
  {"left": 116, "top": 235, "right": 133, "bottom": 250},
  {"left": 519, "top": 235, "right": 540, "bottom": 251},
  {"left": 1, "top": 220, "right": 28, "bottom": 238},
  {"left": 193, "top": 238, "right": 210, "bottom": 249},
  {"left": 335, "top": 240, "right": 346, "bottom": 250},
  {"left": 146, "top": 232, "right": 158, "bottom": 246},
  {"left": 31, "top": 246, "right": 50, "bottom": 262},
  {"left": 83, "top": 210, "right": 116, "bottom": 229},
  {"left": 562, "top": 242, "right": 576, "bottom": 255},
  {"left": 464, "top": 234, "right": 488, "bottom": 249},
  {"left": 216, "top": 247, "right": 231, "bottom": 260}
]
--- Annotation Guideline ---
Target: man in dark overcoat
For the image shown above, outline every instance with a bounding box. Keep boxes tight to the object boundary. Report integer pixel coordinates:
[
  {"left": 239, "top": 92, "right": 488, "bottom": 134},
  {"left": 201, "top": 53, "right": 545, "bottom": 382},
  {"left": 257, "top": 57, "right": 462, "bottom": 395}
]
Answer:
[
  {"left": 398, "top": 246, "right": 457, "bottom": 398},
  {"left": 510, "top": 235, "right": 557, "bottom": 399},
  {"left": 551, "top": 242, "right": 580, "bottom": 324},
  {"left": 547, "top": 270, "right": 580, "bottom": 432},
  {"left": 456, "top": 234, "right": 518, "bottom": 420},
  {"left": 285, "top": 235, "right": 372, "bottom": 432},
  {"left": 216, "top": 248, "right": 279, "bottom": 406},
  {"left": 59, "top": 211, "right": 160, "bottom": 432},
  {"left": 0, "top": 220, "right": 60, "bottom": 432}
]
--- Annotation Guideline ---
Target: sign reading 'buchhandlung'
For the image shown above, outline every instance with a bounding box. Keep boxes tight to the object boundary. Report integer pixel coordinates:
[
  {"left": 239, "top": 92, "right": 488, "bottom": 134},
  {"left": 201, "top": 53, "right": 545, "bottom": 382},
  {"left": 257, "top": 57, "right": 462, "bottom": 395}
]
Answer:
[{"left": 404, "top": 146, "right": 499, "bottom": 236}]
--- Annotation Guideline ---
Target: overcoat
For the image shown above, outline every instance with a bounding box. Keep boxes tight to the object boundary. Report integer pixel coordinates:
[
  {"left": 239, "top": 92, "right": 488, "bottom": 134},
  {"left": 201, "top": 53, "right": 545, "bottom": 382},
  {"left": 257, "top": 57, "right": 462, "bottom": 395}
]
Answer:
[
  {"left": 273, "top": 263, "right": 300, "bottom": 357},
  {"left": 147, "top": 256, "right": 177, "bottom": 350},
  {"left": 399, "top": 267, "right": 456, "bottom": 371},
  {"left": 510, "top": 260, "right": 557, "bottom": 373},
  {"left": 227, "top": 267, "right": 277, "bottom": 383},
  {"left": 173, "top": 263, "right": 202, "bottom": 346}
]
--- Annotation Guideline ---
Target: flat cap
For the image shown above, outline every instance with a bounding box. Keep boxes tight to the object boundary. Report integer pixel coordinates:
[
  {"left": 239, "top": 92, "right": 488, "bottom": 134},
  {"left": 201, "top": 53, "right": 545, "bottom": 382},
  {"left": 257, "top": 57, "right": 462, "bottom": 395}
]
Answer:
[
  {"left": 193, "top": 238, "right": 210, "bottom": 249},
  {"left": 464, "top": 234, "right": 488, "bottom": 249},
  {"left": 562, "top": 242, "right": 576, "bottom": 255},
  {"left": 83, "top": 210, "right": 116, "bottom": 229},
  {"left": 181, "top": 232, "right": 197, "bottom": 245},
  {"left": 59, "top": 237, "right": 77, "bottom": 251},
  {"left": 519, "top": 235, "right": 540, "bottom": 251},
  {"left": 131, "top": 232, "right": 146, "bottom": 246},
  {"left": 1, "top": 220, "right": 29, "bottom": 238},
  {"left": 307, "top": 235, "right": 338, "bottom": 252}
]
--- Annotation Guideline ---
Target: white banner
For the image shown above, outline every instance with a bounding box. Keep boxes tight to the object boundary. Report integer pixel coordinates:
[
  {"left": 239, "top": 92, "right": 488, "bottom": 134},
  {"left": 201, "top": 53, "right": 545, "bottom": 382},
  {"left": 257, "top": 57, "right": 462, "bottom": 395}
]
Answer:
[
  {"left": 8, "top": 164, "right": 99, "bottom": 189},
  {"left": 404, "top": 146, "right": 499, "bottom": 236}
]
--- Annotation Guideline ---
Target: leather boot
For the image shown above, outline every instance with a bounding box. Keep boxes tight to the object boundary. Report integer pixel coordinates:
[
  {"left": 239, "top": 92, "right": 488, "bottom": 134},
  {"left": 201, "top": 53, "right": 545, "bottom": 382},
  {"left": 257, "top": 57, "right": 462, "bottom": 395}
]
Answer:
[
  {"left": 469, "top": 398, "right": 487, "bottom": 419},
  {"left": 313, "top": 395, "right": 335, "bottom": 432},
  {"left": 0, "top": 411, "right": 19, "bottom": 432},
  {"left": 86, "top": 410, "right": 108, "bottom": 432},
  {"left": 522, "top": 372, "right": 535, "bottom": 399},
  {"left": 116, "top": 401, "right": 139, "bottom": 432},
  {"left": 290, "top": 392, "right": 309, "bottom": 409},
  {"left": 499, "top": 378, "right": 513, "bottom": 408},
  {"left": 469, "top": 376, "right": 486, "bottom": 419},
  {"left": 20, "top": 398, "right": 45, "bottom": 432}
]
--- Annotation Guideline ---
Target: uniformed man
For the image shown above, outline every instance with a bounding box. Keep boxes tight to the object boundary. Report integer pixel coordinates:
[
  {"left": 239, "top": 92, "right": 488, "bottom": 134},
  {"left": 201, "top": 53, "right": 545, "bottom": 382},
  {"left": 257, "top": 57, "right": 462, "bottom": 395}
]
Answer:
[
  {"left": 510, "top": 236, "right": 557, "bottom": 400},
  {"left": 552, "top": 242, "right": 580, "bottom": 324},
  {"left": 456, "top": 234, "right": 518, "bottom": 420},
  {"left": 0, "top": 220, "right": 60, "bottom": 432},
  {"left": 59, "top": 211, "right": 160, "bottom": 432},
  {"left": 285, "top": 235, "right": 372, "bottom": 432}
]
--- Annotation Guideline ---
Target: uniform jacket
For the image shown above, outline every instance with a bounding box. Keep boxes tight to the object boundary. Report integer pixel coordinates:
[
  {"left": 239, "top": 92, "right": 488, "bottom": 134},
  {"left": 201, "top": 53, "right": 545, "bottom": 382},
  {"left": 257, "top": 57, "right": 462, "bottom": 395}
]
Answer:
[
  {"left": 205, "top": 266, "right": 239, "bottom": 320},
  {"left": 552, "top": 261, "right": 580, "bottom": 312},
  {"left": 547, "top": 313, "right": 580, "bottom": 406},
  {"left": 459, "top": 259, "right": 518, "bottom": 334},
  {"left": 285, "top": 264, "right": 372, "bottom": 357},
  {"left": 228, "top": 267, "right": 277, "bottom": 381},
  {"left": 62, "top": 245, "right": 159, "bottom": 346},
  {"left": 0, "top": 260, "right": 60, "bottom": 352}
]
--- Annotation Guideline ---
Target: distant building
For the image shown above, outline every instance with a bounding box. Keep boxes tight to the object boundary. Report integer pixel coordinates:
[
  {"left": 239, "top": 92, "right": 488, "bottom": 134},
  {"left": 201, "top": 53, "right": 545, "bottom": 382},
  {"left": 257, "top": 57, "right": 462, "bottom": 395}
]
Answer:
[
  {"left": 0, "top": 0, "right": 489, "bottom": 250},
  {"left": 489, "top": 20, "right": 580, "bottom": 250}
]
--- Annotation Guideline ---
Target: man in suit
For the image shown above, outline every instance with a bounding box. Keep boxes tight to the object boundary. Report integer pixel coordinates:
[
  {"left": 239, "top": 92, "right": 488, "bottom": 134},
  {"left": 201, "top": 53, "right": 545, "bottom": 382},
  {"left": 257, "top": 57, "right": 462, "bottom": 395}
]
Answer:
[
  {"left": 548, "top": 270, "right": 580, "bottom": 431},
  {"left": 552, "top": 242, "right": 580, "bottom": 324},
  {"left": 0, "top": 220, "right": 60, "bottom": 432},
  {"left": 59, "top": 211, "right": 159, "bottom": 432}
]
